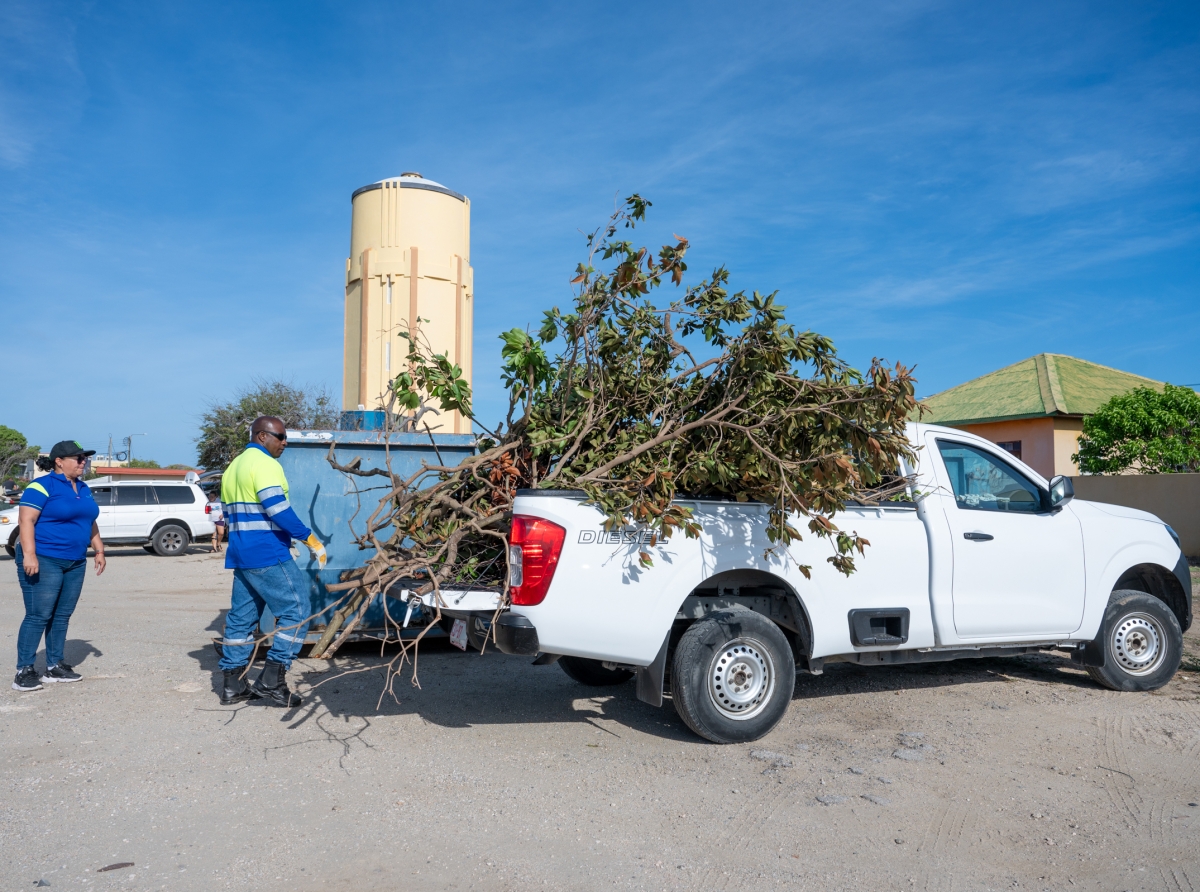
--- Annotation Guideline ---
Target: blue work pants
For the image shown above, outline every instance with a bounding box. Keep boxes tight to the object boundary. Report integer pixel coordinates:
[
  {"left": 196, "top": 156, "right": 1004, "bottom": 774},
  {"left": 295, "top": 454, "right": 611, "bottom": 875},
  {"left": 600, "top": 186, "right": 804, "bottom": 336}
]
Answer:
[
  {"left": 15, "top": 545, "right": 86, "bottom": 669},
  {"left": 218, "top": 560, "right": 311, "bottom": 670}
]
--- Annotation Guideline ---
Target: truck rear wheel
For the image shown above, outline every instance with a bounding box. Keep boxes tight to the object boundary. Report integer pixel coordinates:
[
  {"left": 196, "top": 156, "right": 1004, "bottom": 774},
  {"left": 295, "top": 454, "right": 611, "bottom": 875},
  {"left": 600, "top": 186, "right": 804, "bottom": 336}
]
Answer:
[
  {"left": 670, "top": 610, "right": 794, "bottom": 744},
  {"left": 1086, "top": 590, "right": 1182, "bottom": 692},
  {"left": 152, "top": 524, "right": 189, "bottom": 557},
  {"left": 558, "top": 656, "right": 634, "bottom": 686}
]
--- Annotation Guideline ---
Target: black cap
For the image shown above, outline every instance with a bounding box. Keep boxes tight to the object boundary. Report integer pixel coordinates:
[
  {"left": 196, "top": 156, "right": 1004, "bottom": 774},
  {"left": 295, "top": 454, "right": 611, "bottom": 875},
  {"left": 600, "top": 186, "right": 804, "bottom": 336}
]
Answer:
[{"left": 48, "top": 440, "right": 97, "bottom": 460}]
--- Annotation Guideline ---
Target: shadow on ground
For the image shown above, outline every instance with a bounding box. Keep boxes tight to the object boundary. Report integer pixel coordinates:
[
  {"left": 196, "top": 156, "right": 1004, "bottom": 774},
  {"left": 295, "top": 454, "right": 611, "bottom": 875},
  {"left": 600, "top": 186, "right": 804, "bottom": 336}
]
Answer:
[
  {"left": 189, "top": 631, "right": 696, "bottom": 742},
  {"left": 185, "top": 608, "right": 1101, "bottom": 742},
  {"left": 793, "top": 650, "right": 1097, "bottom": 699}
]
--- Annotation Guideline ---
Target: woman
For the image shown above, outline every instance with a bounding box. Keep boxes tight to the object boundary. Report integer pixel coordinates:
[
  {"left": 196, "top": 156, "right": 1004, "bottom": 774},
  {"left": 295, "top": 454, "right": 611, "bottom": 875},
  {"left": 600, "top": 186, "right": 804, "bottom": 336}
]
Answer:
[
  {"left": 207, "top": 492, "right": 224, "bottom": 553},
  {"left": 12, "top": 440, "right": 105, "bottom": 692}
]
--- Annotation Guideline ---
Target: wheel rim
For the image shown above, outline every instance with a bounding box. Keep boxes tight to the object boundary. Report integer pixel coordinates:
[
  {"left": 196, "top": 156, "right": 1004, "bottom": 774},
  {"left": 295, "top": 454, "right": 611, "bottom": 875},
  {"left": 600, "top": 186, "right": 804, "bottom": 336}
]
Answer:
[
  {"left": 707, "top": 637, "right": 775, "bottom": 721},
  {"left": 161, "top": 531, "right": 184, "bottom": 552},
  {"left": 1109, "top": 612, "right": 1167, "bottom": 676}
]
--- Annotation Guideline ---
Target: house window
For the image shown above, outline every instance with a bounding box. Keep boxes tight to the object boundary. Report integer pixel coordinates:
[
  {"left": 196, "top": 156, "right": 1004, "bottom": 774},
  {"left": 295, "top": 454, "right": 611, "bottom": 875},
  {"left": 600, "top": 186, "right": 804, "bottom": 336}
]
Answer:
[{"left": 995, "top": 440, "right": 1022, "bottom": 460}]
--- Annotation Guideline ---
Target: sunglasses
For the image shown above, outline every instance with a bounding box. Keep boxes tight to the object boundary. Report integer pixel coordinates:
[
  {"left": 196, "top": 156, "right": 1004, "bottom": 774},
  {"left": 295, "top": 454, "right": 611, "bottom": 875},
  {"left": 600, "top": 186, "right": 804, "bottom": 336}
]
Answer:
[
  {"left": 261, "top": 430, "right": 287, "bottom": 443},
  {"left": 66, "top": 455, "right": 89, "bottom": 463}
]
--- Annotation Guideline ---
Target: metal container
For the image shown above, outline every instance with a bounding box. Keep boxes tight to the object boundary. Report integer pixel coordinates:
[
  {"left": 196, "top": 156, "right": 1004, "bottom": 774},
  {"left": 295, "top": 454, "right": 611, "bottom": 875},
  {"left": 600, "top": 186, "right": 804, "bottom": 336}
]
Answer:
[
  {"left": 338, "top": 410, "right": 388, "bottom": 431},
  {"left": 261, "top": 429, "right": 477, "bottom": 642}
]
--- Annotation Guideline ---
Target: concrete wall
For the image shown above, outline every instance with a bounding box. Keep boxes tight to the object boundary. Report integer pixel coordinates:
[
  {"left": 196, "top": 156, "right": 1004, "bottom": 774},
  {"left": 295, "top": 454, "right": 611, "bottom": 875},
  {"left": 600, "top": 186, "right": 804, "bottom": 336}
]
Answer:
[{"left": 1070, "top": 472, "right": 1200, "bottom": 558}]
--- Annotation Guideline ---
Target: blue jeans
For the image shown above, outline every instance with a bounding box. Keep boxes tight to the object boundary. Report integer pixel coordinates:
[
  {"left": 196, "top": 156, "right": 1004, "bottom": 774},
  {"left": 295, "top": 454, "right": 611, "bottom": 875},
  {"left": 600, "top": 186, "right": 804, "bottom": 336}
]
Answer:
[
  {"left": 218, "top": 560, "right": 311, "bottom": 670},
  {"left": 14, "top": 545, "right": 86, "bottom": 670}
]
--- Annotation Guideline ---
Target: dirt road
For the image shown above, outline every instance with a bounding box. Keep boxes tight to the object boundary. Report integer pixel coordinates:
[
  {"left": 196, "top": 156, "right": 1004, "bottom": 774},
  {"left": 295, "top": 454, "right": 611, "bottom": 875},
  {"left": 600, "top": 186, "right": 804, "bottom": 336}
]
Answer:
[{"left": 2, "top": 549, "right": 1198, "bottom": 891}]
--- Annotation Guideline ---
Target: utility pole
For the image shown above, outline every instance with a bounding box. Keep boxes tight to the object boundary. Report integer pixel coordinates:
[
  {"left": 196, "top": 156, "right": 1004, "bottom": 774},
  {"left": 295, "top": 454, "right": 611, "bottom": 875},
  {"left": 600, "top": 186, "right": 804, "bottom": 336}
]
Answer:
[{"left": 124, "top": 433, "right": 147, "bottom": 464}]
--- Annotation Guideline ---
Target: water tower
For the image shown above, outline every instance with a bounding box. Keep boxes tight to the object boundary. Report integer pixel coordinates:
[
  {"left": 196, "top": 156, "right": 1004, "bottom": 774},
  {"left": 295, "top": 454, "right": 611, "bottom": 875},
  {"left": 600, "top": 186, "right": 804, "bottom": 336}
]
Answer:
[{"left": 343, "top": 173, "right": 474, "bottom": 434}]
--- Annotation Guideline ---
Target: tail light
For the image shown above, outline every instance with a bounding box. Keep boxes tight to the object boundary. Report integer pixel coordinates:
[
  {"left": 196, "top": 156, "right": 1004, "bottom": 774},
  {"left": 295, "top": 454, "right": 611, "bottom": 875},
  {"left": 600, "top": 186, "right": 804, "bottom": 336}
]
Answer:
[
  {"left": 508, "top": 515, "right": 566, "bottom": 606},
  {"left": 204, "top": 504, "right": 212, "bottom": 514}
]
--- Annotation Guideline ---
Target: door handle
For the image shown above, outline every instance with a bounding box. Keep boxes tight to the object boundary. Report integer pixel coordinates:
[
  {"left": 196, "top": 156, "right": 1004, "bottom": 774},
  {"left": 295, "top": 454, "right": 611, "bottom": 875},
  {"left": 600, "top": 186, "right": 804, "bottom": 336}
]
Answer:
[{"left": 963, "top": 531, "right": 994, "bottom": 541}]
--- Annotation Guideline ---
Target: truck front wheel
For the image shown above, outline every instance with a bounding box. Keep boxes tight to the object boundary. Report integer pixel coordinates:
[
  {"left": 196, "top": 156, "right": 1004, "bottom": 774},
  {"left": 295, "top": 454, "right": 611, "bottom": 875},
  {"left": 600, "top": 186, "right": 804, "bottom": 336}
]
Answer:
[
  {"left": 671, "top": 610, "right": 794, "bottom": 744},
  {"left": 1086, "top": 590, "right": 1182, "bottom": 692},
  {"left": 558, "top": 656, "right": 634, "bottom": 686}
]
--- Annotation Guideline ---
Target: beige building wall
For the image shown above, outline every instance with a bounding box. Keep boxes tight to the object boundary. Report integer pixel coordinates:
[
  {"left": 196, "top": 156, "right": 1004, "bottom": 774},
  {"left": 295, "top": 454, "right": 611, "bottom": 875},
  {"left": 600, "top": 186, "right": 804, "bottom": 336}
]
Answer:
[
  {"left": 343, "top": 175, "right": 474, "bottom": 434},
  {"left": 1050, "top": 417, "right": 1085, "bottom": 477},
  {"left": 954, "top": 416, "right": 1085, "bottom": 479}
]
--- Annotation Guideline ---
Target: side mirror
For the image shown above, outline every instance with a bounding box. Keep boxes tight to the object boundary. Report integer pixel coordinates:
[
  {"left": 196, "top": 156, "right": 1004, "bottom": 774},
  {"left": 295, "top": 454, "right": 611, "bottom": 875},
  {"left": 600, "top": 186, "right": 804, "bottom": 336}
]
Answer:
[{"left": 1048, "top": 475, "right": 1075, "bottom": 508}]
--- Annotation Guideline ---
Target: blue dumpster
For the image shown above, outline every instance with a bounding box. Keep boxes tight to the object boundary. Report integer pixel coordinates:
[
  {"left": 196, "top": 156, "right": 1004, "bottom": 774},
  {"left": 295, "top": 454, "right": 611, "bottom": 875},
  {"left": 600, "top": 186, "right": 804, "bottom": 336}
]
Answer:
[{"left": 262, "top": 429, "right": 477, "bottom": 643}]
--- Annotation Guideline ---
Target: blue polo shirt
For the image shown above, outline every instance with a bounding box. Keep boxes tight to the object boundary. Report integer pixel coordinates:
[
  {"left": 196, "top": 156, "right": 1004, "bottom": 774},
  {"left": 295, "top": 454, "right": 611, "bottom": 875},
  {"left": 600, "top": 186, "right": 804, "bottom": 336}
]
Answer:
[{"left": 18, "top": 473, "right": 99, "bottom": 561}]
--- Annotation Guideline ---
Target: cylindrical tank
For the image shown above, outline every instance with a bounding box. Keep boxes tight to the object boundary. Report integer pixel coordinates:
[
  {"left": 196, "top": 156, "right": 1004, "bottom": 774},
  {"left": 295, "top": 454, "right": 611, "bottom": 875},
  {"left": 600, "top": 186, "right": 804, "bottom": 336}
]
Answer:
[{"left": 343, "top": 172, "right": 474, "bottom": 434}]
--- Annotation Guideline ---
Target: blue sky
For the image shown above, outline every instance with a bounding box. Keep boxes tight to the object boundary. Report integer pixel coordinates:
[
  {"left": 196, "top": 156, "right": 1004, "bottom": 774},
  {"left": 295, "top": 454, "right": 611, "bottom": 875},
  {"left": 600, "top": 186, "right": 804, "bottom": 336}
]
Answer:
[{"left": 2, "top": 0, "right": 1197, "bottom": 465}]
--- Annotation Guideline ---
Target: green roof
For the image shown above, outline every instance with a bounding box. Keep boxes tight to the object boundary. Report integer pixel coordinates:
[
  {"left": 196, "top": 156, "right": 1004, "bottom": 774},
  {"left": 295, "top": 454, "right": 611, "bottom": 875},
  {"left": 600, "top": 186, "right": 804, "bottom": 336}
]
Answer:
[{"left": 921, "top": 354, "right": 1163, "bottom": 426}]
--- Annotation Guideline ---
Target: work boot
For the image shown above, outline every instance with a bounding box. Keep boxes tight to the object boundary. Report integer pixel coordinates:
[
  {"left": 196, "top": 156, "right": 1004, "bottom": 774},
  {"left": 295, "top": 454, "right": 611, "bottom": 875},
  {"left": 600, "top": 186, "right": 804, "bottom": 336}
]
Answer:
[
  {"left": 220, "top": 666, "right": 254, "bottom": 705},
  {"left": 251, "top": 660, "right": 302, "bottom": 708}
]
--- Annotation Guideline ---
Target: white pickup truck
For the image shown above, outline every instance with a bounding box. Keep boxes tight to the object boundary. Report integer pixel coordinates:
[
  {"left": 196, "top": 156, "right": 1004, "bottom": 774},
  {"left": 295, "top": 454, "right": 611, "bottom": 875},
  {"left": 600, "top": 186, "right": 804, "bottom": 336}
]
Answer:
[{"left": 473, "top": 422, "right": 1191, "bottom": 744}]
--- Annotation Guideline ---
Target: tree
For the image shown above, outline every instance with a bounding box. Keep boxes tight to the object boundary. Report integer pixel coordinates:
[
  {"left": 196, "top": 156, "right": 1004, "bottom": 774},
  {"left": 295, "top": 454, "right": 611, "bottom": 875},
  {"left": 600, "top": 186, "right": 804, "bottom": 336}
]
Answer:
[
  {"left": 1074, "top": 384, "right": 1200, "bottom": 474},
  {"left": 0, "top": 425, "right": 38, "bottom": 483},
  {"left": 128, "top": 458, "right": 161, "bottom": 469},
  {"left": 196, "top": 380, "right": 338, "bottom": 471},
  {"left": 309, "top": 197, "right": 919, "bottom": 662}
]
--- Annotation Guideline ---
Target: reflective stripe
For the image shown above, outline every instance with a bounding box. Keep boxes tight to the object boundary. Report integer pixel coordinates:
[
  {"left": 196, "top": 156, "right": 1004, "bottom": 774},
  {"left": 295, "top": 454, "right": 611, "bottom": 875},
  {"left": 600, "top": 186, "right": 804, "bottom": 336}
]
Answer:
[
  {"left": 222, "top": 637, "right": 255, "bottom": 645},
  {"left": 263, "top": 499, "right": 292, "bottom": 518},
  {"left": 226, "top": 503, "right": 267, "bottom": 516},
  {"left": 274, "top": 631, "right": 305, "bottom": 644},
  {"left": 227, "top": 520, "right": 276, "bottom": 532},
  {"left": 227, "top": 514, "right": 271, "bottom": 525},
  {"left": 258, "top": 486, "right": 285, "bottom": 501}
]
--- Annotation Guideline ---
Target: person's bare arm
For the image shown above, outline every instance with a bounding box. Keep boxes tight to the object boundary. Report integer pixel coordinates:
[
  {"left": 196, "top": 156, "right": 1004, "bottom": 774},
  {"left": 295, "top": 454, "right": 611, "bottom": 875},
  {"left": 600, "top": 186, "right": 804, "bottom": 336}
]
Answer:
[
  {"left": 18, "top": 506, "right": 39, "bottom": 576},
  {"left": 90, "top": 521, "right": 105, "bottom": 575}
]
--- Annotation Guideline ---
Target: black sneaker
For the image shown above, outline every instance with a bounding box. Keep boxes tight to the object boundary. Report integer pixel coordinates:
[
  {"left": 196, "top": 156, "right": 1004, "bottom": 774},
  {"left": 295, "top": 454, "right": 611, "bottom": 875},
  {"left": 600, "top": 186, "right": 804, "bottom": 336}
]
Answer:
[
  {"left": 42, "top": 663, "right": 82, "bottom": 683},
  {"left": 12, "top": 666, "right": 43, "bottom": 692}
]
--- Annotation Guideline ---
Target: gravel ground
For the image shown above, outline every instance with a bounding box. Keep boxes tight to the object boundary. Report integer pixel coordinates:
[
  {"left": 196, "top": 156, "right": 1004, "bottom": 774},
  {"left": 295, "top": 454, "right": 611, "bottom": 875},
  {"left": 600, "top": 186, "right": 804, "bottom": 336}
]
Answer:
[{"left": 1, "top": 550, "right": 1198, "bottom": 891}]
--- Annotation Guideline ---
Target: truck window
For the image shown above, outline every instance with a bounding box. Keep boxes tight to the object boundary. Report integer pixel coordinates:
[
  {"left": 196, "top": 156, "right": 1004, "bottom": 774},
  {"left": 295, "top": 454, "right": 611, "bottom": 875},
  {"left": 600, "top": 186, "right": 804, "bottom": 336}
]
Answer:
[
  {"left": 154, "top": 486, "right": 196, "bottom": 505},
  {"left": 90, "top": 487, "right": 112, "bottom": 506},
  {"left": 114, "top": 486, "right": 155, "bottom": 506},
  {"left": 935, "top": 440, "right": 1041, "bottom": 513}
]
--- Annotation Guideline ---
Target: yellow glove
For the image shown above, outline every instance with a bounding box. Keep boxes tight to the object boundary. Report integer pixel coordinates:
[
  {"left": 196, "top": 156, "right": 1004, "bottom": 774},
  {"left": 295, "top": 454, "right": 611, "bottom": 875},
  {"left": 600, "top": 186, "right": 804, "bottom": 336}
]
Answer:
[{"left": 302, "top": 533, "right": 327, "bottom": 568}]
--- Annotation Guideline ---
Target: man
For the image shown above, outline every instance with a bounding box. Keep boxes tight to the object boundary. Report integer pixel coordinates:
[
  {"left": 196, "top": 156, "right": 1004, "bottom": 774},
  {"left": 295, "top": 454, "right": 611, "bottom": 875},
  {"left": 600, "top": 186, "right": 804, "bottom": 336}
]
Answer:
[{"left": 218, "top": 416, "right": 326, "bottom": 707}]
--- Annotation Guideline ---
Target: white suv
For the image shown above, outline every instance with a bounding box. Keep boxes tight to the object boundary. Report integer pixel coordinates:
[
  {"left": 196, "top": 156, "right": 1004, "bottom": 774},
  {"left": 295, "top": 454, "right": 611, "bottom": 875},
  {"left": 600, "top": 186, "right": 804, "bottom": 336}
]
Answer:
[{"left": 1, "top": 481, "right": 214, "bottom": 557}]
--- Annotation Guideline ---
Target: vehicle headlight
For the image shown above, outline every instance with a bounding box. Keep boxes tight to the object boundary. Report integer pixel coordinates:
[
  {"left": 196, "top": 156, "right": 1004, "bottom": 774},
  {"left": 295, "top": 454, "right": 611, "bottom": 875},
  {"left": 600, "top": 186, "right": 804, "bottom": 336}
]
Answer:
[
  {"left": 1165, "top": 524, "right": 1181, "bottom": 548},
  {"left": 0, "top": 516, "right": 10, "bottom": 524}
]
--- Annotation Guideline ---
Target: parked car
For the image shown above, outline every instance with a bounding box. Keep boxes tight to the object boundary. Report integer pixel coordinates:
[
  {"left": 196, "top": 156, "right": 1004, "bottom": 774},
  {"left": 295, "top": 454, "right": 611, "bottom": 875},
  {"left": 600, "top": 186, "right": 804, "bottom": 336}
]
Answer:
[
  {"left": 2, "top": 481, "right": 214, "bottom": 557},
  {"left": 197, "top": 469, "right": 222, "bottom": 499},
  {"left": 0, "top": 507, "right": 15, "bottom": 552},
  {"left": 462, "top": 421, "right": 1190, "bottom": 744}
]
